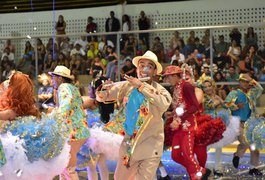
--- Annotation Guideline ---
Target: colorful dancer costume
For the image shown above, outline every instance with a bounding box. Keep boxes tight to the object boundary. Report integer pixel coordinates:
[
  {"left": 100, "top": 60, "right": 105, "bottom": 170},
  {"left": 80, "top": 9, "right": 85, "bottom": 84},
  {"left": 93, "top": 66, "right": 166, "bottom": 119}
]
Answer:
[
  {"left": 49, "top": 65, "right": 90, "bottom": 179},
  {"left": 163, "top": 65, "right": 210, "bottom": 180},
  {"left": 0, "top": 72, "right": 70, "bottom": 180},
  {"left": 97, "top": 51, "right": 172, "bottom": 180},
  {"left": 225, "top": 73, "right": 263, "bottom": 176}
]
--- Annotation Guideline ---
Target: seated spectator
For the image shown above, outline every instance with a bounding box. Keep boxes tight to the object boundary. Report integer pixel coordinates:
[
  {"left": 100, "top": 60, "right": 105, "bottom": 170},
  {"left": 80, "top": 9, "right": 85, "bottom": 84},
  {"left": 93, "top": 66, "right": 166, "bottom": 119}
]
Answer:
[
  {"left": 120, "top": 58, "right": 136, "bottom": 80},
  {"left": 169, "top": 31, "right": 183, "bottom": 57},
  {"left": 201, "top": 29, "right": 210, "bottom": 47},
  {"left": 229, "top": 28, "right": 242, "bottom": 46},
  {"left": 227, "top": 39, "right": 241, "bottom": 67},
  {"left": 75, "top": 36, "right": 89, "bottom": 52},
  {"left": 258, "top": 66, "right": 265, "bottom": 81},
  {"left": 226, "top": 65, "right": 239, "bottom": 82},
  {"left": 122, "top": 34, "right": 137, "bottom": 57},
  {"left": 170, "top": 47, "right": 185, "bottom": 66},
  {"left": 3, "top": 39, "right": 15, "bottom": 54},
  {"left": 87, "top": 43, "right": 99, "bottom": 69},
  {"left": 60, "top": 36, "right": 72, "bottom": 58},
  {"left": 71, "top": 66, "right": 85, "bottom": 95},
  {"left": 1, "top": 47, "right": 14, "bottom": 63},
  {"left": 105, "top": 56, "right": 118, "bottom": 81},
  {"left": 1, "top": 60, "right": 15, "bottom": 82},
  {"left": 193, "top": 37, "right": 205, "bottom": 53},
  {"left": 136, "top": 39, "right": 147, "bottom": 56},
  {"left": 151, "top": 36, "right": 165, "bottom": 63},
  {"left": 244, "top": 27, "right": 258, "bottom": 50},
  {"left": 44, "top": 53, "right": 57, "bottom": 72},
  {"left": 17, "top": 41, "right": 34, "bottom": 75},
  {"left": 213, "top": 71, "right": 229, "bottom": 100},
  {"left": 247, "top": 45, "right": 265, "bottom": 76},
  {"left": 45, "top": 37, "right": 59, "bottom": 61},
  {"left": 98, "top": 35, "right": 114, "bottom": 53},
  {"left": 57, "top": 52, "right": 68, "bottom": 67},
  {"left": 89, "top": 56, "right": 105, "bottom": 76},
  {"left": 214, "top": 35, "right": 230, "bottom": 68},
  {"left": 36, "top": 38, "right": 46, "bottom": 74},
  {"left": 70, "top": 43, "right": 86, "bottom": 57},
  {"left": 37, "top": 73, "right": 55, "bottom": 110}
]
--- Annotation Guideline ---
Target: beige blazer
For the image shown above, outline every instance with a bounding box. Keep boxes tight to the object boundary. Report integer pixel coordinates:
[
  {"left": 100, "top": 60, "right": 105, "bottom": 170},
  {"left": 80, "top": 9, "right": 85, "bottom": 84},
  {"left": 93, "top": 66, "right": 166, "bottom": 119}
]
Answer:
[{"left": 96, "top": 81, "right": 172, "bottom": 161}]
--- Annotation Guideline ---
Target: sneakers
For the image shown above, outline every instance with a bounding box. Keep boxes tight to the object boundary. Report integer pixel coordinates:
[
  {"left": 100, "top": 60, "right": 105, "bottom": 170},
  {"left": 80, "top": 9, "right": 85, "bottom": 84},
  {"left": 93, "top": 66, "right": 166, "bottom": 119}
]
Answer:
[
  {"left": 249, "top": 168, "right": 263, "bottom": 176},
  {"left": 202, "top": 168, "right": 211, "bottom": 180},
  {"left": 232, "top": 155, "right": 240, "bottom": 168}
]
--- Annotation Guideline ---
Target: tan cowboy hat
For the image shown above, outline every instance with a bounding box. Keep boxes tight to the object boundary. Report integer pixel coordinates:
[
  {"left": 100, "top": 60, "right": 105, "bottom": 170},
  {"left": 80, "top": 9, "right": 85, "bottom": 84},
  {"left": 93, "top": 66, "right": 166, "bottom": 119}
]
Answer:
[
  {"left": 49, "top": 65, "right": 74, "bottom": 80},
  {"left": 238, "top": 73, "right": 252, "bottom": 82},
  {"left": 132, "top": 50, "right": 163, "bottom": 74}
]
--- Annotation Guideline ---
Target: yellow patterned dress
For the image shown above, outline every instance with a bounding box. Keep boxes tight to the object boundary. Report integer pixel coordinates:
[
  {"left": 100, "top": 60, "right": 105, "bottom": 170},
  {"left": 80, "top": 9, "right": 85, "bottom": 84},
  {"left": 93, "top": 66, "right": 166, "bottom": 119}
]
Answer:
[{"left": 57, "top": 83, "right": 90, "bottom": 140}]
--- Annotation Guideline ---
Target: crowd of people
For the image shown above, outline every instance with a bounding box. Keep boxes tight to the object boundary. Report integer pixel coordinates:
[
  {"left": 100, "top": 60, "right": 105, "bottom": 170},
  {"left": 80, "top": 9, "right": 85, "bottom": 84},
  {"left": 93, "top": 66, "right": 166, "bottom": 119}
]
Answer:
[
  {"left": 0, "top": 48, "right": 264, "bottom": 179},
  {"left": 0, "top": 9, "right": 265, "bottom": 180},
  {"left": 1, "top": 11, "right": 265, "bottom": 87}
]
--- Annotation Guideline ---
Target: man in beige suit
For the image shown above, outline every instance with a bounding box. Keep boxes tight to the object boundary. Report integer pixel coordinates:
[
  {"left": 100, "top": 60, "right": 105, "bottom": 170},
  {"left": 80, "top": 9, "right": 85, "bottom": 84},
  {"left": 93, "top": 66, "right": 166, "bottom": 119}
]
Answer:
[{"left": 96, "top": 50, "right": 172, "bottom": 180}]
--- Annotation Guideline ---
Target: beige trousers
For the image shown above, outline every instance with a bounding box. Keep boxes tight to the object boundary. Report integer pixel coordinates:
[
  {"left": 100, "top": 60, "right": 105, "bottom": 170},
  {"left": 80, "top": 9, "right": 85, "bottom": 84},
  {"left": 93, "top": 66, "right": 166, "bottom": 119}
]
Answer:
[
  {"left": 235, "top": 122, "right": 260, "bottom": 166},
  {"left": 114, "top": 139, "right": 160, "bottom": 180}
]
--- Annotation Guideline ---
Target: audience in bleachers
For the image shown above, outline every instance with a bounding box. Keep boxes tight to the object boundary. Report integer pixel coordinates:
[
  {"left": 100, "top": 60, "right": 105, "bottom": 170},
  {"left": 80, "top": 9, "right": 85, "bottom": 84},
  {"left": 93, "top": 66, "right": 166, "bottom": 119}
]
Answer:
[{"left": 0, "top": 13, "right": 264, "bottom": 101}]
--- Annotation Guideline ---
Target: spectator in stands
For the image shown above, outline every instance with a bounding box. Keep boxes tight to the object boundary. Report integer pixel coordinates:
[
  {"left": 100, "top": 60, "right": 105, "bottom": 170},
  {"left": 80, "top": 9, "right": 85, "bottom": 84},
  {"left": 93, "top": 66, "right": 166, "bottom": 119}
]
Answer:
[
  {"left": 244, "top": 27, "right": 258, "bottom": 50},
  {"left": 1, "top": 47, "right": 14, "bottom": 63},
  {"left": 214, "top": 35, "right": 230, "bottom": 69},
  {"left": 105, "top": 11, "right": 120, "bottom": 47},
  {"left": 169, "top": 31, "right": 183, "bottom": 57},
  {"left": 226, "top": 65, "right": 239, "bottom": 82},
  {"left": 56, "top": 15, "right": 67, "bottom": 50},
  {"left": 227, "top": 39, "right": 241, "bottom": 67},
  {"left": 120, "top": 58, "right": 136, "bottom": 80},
  {"left": 201, "top": 29, "right": 210, "bottom": 47},
  {"left": 258, "top": 43, "right": 265, "bottom": 59},
  {"left": 170, "top": 47, "right": 185, "bottom": 66},
  {"left": 87, "top": 43, "right": 99, "bottom": 69},
  {"left": 70, "top": 43, "right": 86, "bottom": 57},
  {"left": 45, "top": 37, "right": 59, "bottom": 61},
  {"left": 89, "top": 56, "right": 105, "bottom": 76},
  {"left": 229, "top": 28, "right": 242, "bottom": 46},
  {"left": 105, "top": 46, "right": 118, "bottom": 81},
  {"left": 193, "top": 37, "right": 205, "bottom": 53},
  {"left": 258, "top": 66, "right": 265, "bottom": 81},
  {"left": 86, "top": 16, "right": 97, "bottom": 42},
  {"left": 75, "top": 36, "right": 89, "bottom": 52},
  {"left": 214, "top": 71, "right": 229, "bottom": 100},
  {"left": 17, "top": 41, "right": 34, "bottom": 75},
  {"left": 120, "top": 14, "right": 131, "bottom": 46},
  {"left": 98, "top": 35, "right": 114, "bottom": 53},
  {"left": 136, "top": 39, "right": 147, "bottom": 56},
  {"left": 44, "top": 52, "right": 57, "bottom": 73},
  {"left": 3, "top": 39, "right": 15, "bottom": 54},
  {"left": 247, "top": 45, "right": 265, "bottom": 76},
  {"left": 57, "top": 52, "right": 68, "bottom": 67},
  {"left": 60, "top": 36, "right": 72, "bottom": 58},
  {"left": 151, "top": 36, "right": 165, "bottom": 63},
  {"left": 138, "top": 11, "right": 150, "bottom": 48},
  {"left": 36, "top": 38, "right": 46, "bottom": 74},
  {"left": 123, "top": 34, "right": 137, "bottom": 57},
  {"left": 187, "top": 30, "right": 196, "bottom": 46},
  {"left": 1, "top": 60, "right": 15, "bottom": 82}
]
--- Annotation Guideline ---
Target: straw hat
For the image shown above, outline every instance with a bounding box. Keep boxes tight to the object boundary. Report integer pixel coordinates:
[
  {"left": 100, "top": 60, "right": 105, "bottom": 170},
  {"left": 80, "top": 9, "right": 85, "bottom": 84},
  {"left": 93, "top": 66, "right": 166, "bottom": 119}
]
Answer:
[
  {"left": 49, "top": 65, "right": 74, "bottom": 80},
  {"left": 162, "top": 65, "right": 182, "bottom": 76},
  {"left": 132, "top": 50, "right": 163, "bottom": 74},
  {"left": 238, "top": 73, "right": 252, "bottom": 82}
]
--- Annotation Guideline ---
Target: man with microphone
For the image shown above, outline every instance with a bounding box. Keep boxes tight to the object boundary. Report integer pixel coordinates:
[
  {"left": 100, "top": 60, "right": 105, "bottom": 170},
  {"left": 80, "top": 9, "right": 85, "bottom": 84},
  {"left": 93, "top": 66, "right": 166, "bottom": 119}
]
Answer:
[{"left": 96, "top": 50, "right": 172, "bottom": 180}]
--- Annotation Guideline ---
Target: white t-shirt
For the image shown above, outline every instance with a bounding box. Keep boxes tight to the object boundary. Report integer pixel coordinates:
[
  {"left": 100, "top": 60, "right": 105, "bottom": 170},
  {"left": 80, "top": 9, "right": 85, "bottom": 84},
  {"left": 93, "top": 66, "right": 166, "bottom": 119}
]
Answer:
[{"left": 170, "top": 53, "right": 185, "bottom": 64}]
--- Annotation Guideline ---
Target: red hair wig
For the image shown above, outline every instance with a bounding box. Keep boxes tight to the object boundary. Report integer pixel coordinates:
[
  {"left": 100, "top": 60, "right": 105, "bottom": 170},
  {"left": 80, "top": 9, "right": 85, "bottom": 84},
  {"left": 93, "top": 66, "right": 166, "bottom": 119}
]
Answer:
[{"left": 0, "top": 72, "right": 39, "bottom": 118}]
